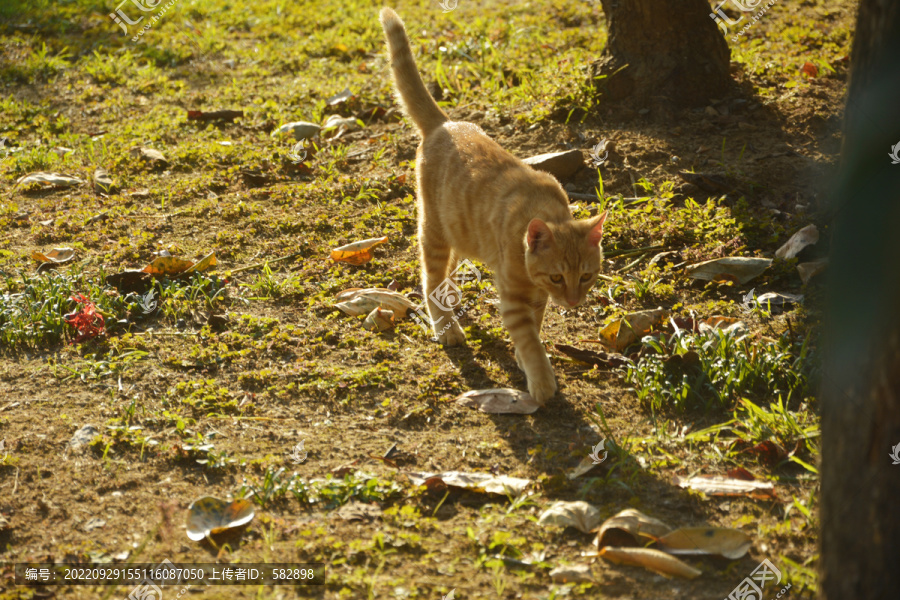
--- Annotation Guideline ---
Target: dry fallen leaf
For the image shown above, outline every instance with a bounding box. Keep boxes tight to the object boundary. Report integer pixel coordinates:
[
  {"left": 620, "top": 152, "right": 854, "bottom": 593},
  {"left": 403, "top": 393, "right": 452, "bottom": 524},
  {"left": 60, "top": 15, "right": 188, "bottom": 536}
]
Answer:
[
  {"left": 363, "top": 307, "right": 395, "bottom": 332},
  {"left": 142, "top": 256, "right": 195, "bottom": 276},
  {"left": 32, "top": 247, "right": 75, "bottom": 264},
  {"left": 184, "top": 252, "right": 217, "bottom": 274},
  {"left": 335, "top": 296, "right": 382, "bottom": 317},
  {"left": 455, "top": 388, "right": 541, "bottom": 414},
  {"left": 685, "top": 257, "right": 772, "bottom": 285},
  {"left": 15, "top": 172, "right": 84, "bottom": 191},
  {"left": 92, "top": 168, "right": 117, "bottom": 194},
  {"left": 131, "top": 147, "right": 169, "bottom": 168},
  {"left": 775, "top": 224, "right": 818, "bottom": 260},
  {"left": 742, "top": 439, "right": 788, "bottom": 465},
  {"left": 537, "top": 501, "right": 601, "bottom": 533},
  {"left": 598, "top": 308, "right": 669, "bottom": 352},
  {"left": 549, "top": 564, "right": 594, "bottom": 583},
  {"left": 141, "top": 253, "right": 216, "bottom": 277},
  {"left": 797, "top": 258, "right": 828, "bottom": 284},
  {"left": 335, "top": 288, "right": 416, "bottom": 317},
  {"left": 185, "top": 496, "right": 255, "bottom": 541},
  {"left": 726, "top": 467, "right": 758, "bottom": 481},
  {"left": 323, "top": 114, "right": 361, "bottom": 132},
  {"left": 331, "top": 236, "right": 388, "bottom": 266},
  {"left": 594, "top": 508, "right": 672, "bottom": 548},
  {"left": 698, "top": 316, "right": 747, "bottom": 336},
  {"left": 272, "top": 121, "right": 321, "bottom": 140},
  {"left": 700, "top": 316, "right": 741, "bottom": 329},
  {"left": 674, "top": 475, "right": 777, "bottom": 500},
  {"left": 335, "top": 287, "right": 394, "bottom": 301},
  {"left": 657, "top": 527, "right": 751, "bottom": 559},
  {"left": 406, "top": 471, "right": 531, "bottom": 496},
  {"left": 599, "top": 546, "right": 701, "bottom": 579},
  {"left": 326, "top": 88, "right": 354, "bottom": 106}
]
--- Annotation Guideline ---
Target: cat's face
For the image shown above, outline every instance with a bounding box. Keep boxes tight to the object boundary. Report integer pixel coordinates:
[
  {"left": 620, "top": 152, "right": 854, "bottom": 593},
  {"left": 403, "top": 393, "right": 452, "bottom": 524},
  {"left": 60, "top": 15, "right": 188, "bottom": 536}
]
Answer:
[{"left": 524, "top": 212, "right": 607, "bottom": 309}]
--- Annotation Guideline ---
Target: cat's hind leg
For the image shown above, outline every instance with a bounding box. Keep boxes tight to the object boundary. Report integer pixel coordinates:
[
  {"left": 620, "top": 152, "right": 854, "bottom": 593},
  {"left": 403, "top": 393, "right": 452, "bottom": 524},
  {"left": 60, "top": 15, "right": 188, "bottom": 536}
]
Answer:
[{"left": 421, "top": 233, "right": 466, "bottom": 346}]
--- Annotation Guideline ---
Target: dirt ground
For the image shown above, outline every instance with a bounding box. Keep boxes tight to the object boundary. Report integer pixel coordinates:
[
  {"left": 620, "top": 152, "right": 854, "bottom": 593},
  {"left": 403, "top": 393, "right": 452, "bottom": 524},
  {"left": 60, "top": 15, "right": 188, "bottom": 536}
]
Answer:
[{"left": 0, "top": 0, "right": 854, "bottom": 598}]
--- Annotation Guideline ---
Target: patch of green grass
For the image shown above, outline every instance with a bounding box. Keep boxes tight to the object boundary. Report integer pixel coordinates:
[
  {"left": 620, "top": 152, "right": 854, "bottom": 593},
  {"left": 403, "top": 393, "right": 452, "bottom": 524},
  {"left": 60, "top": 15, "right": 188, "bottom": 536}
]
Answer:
[
  {"left": 170, "top": 378, "right": 241, "bottom": 415},
  {"left": 0, "top": 41, "right": 71, "bottom": 83},
  {"left": 154, "top": 272, "right": 229, "bottom": 319},
  {"left": 682, "top": 395, "right": 821, "bottom": 475},
  {"left": 175, "top": 430, "right": 240, "bottom": 470},
  {"left": 56, "top": 347, "right": 149, "bottom": 382},
  {"left": 625, "top": 327, "right": 815, "bottom": 415},
  {"left": 238, "top": 467, "right": 403, "bottom": 510},
  {"left": 603, "top": 196, "right": 745, "bottom": 262},
  {"left": 0, "top": 270, "right": 129, "bottom": 349}
]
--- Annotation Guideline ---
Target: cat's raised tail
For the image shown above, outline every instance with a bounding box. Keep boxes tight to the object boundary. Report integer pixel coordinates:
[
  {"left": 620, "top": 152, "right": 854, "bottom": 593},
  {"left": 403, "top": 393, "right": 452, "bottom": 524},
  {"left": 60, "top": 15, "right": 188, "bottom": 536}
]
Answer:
[{"left": 380, "top": 8, "right": 448, "bottom": 135}]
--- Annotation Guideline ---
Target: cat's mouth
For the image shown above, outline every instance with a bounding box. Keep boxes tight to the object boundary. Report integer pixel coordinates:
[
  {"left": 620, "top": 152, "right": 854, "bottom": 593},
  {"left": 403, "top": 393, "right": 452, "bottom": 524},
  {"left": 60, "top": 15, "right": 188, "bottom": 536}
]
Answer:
[{"left": 551, "top": 295, "right": 581, "bottom": 309}]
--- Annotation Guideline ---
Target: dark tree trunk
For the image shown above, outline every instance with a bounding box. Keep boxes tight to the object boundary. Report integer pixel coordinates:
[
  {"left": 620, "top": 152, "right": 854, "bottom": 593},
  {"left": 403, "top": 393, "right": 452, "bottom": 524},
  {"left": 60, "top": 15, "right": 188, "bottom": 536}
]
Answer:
[
  {"left": 820, "top": 0, "right": 900, "bottom": 598},
  {"left": 589, "top": 0, "right": 731, "bottom": 107}
]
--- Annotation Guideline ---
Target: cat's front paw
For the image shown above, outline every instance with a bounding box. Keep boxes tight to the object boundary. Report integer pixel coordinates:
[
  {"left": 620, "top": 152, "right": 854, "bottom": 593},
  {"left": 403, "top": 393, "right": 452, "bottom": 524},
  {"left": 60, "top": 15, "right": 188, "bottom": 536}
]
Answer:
[
  {"left": 527, "top": 372, "right": 558, "bottom": 405},
  {"left": 436, "top": 321, "right": 466, "bottom": 347}
]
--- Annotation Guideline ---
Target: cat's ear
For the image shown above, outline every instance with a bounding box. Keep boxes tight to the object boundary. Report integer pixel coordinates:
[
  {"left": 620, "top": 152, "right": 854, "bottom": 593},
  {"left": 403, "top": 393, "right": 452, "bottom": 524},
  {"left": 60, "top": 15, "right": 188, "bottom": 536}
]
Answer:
[
  {"left": 586, "top": 210, "right": 608, "bottom": 247},
  {"left": 526, "top": 219, "right": 553, "bottom": 251}
]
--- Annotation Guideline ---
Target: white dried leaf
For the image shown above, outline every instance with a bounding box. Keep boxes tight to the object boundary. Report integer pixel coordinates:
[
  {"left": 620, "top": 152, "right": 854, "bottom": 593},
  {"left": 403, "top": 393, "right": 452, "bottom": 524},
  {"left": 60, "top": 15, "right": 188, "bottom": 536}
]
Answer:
[{"left": 538, "top": 501, "right": 601, "bottom": 533}]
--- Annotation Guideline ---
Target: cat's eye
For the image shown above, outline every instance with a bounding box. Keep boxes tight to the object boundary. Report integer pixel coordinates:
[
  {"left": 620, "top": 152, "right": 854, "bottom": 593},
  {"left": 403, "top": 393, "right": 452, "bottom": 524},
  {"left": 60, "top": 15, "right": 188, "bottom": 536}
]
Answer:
[
  {"left": 580, "top": 273, "right": 594, "bottom": 282},
  {"left": 550, "top": 275, "right": 564, "bottom": 284}
]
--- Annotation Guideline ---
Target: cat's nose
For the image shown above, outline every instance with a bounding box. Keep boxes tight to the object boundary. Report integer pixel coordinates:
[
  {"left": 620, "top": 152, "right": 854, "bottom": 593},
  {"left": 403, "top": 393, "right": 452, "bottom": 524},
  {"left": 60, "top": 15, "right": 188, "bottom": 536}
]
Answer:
[{"left": 566, "top": 295, "right": 579, "bottom": 308}]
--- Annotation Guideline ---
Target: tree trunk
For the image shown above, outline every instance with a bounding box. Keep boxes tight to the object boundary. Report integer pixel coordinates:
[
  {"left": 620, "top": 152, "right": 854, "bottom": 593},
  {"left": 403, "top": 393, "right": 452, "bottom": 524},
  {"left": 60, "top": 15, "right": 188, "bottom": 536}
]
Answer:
[
  {"left": 589, "top": 0, "right": 731, "bottom": 107},
  {"left": 820, "top": 0, "right": 900, "bottom": 598}
]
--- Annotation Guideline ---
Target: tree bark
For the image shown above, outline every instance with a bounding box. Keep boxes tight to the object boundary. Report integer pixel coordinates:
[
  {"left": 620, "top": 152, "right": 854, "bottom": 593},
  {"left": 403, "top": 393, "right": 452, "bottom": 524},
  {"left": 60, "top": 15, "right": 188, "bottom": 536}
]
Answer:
[
  {"left": 820, "top": 0, "right": 900, "bottom": 598},
  {"left": 590, "top": 0, "right": 731, "bottom": 107}
]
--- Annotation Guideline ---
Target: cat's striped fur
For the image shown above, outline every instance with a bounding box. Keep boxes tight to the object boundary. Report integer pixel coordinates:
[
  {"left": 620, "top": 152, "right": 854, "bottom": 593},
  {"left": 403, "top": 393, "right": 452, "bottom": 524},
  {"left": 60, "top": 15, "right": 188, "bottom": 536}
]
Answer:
[{"left": 381, "top": 8, "right": 607, "bottom": 404}]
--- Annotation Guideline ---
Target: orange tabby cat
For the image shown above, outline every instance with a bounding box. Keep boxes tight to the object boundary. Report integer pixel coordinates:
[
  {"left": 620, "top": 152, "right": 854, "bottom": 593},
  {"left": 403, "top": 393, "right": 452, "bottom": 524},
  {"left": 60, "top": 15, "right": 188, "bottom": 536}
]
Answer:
[{"left": 381, "top": 8, "right": 607, "bottom": 404}]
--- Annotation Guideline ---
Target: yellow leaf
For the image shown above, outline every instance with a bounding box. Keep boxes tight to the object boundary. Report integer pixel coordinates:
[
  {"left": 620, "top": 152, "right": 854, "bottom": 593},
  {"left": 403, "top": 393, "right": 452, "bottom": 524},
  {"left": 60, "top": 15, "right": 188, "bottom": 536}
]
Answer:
[
  {"left": 701, "top": 316, "right": 741, "bottom": 329},
  {"left": 599, "top": 546, "right": 701, "bottom": 579},
  {"left": 142, "top": 256, "right": 194, "bottom": 276},
  {"left": 594, "top": 508, "right": 672, "bottom": 548},
  {"left": 363, "top": 307, "right": 395, "bottom": 332},
  {"left": 185, "top": 252, "right": 217, "bottom": 273},
  {"left": 598, "top": 308, "right": 669, "bottom": 352},
  {"left": 657, "top": 527, "right": 751, "bottom": 560},
  {"left": 32, "top": 247, "right": 75, "bottom": 263},
  {"left": 331, "top": 236, "right": 388, "bottom": 266}
]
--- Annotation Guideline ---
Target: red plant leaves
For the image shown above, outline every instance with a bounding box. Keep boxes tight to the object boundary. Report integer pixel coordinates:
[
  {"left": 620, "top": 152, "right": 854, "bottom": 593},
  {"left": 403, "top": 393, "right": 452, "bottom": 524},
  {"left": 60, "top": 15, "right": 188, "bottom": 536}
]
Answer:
[{"left": 64, "top": 294, "right": 106, "bottom": 343}]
